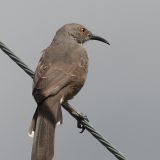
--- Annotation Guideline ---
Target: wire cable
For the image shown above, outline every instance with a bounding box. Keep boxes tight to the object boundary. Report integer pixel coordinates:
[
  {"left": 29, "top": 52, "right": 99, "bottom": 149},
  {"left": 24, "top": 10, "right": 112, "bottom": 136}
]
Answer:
[{"left": 0, "top": 41, "right": 127, "bottom": 160}]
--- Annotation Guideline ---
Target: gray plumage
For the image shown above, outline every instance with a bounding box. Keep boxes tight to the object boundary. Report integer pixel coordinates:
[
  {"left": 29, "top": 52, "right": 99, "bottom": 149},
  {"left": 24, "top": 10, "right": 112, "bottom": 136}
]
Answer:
[{"left": 29, "top": 23, "right": 109, "bottom": 160}]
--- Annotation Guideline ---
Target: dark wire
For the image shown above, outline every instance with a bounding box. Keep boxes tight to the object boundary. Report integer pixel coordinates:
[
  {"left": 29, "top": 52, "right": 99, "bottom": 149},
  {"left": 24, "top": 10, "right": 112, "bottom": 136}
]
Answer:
[{"left": 0, "top": 41, "right": 127, "bottom": 160}]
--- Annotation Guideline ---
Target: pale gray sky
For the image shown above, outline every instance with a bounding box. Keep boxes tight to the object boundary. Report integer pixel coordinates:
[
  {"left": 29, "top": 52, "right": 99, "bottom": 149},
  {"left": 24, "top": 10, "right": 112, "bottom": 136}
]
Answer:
[{"left": 0, "top": 0, "right": 160, "bottom": 159}]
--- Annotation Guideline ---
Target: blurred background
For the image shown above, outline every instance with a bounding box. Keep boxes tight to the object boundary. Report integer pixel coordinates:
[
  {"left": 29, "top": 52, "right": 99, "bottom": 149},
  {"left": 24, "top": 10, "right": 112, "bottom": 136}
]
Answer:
[{"left": 0, "top": 0, "right": 160, "bottom": 159}]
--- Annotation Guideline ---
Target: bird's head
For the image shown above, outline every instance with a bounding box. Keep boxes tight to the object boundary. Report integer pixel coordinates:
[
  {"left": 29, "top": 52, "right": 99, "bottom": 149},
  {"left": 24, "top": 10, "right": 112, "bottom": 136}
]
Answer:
[{"left": 54, "top": 23, "right": 110, "bottom": 45}]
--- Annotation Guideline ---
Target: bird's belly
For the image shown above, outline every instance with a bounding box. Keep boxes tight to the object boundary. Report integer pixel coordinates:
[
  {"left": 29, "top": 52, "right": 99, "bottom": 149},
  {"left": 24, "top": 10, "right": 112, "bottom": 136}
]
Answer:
[
  {"left": 64, "top": 73, "right": 86, "bottom": 100},
  {"left": 64, "top": 82, "right": 83, "bottom": 100}
]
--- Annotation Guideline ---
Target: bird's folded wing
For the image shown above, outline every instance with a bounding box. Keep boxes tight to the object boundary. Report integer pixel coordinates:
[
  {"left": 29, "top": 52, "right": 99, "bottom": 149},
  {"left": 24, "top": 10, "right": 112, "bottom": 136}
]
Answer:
[{"left": 33, "top": 61, "right": 76, "bottom": 103}]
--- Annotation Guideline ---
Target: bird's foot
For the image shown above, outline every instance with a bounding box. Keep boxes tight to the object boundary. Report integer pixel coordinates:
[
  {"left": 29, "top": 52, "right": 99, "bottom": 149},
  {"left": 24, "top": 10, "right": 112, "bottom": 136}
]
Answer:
[{"left": 77, "top": 113, "right": 89, "bottom": 133}]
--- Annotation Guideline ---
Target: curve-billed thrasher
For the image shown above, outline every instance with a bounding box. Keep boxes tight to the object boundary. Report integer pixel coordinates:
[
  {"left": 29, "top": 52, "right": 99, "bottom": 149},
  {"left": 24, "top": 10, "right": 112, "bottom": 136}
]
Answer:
[{"left": 29, "top": 23, "right": 109, "bottom": 160}]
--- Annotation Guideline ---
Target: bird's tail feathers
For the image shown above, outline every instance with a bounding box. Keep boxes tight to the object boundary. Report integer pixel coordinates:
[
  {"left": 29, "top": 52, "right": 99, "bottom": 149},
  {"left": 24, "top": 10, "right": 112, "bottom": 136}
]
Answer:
[{"left": 30, "top": 95, "right": 63, "bottom": 160}]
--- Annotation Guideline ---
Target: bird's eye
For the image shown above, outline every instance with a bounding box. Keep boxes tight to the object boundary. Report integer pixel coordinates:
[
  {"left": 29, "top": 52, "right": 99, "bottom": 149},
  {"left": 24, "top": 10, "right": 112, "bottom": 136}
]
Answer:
[{"left": 80, "top": 27, "right": 86, "bottom": 33}]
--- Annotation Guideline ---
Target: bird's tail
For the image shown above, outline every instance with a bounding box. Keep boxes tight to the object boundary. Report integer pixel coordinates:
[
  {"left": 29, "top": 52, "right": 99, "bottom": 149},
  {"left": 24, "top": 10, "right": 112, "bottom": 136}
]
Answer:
[{"left": 29, "top": 95, "right": 63, "bottom": 160}]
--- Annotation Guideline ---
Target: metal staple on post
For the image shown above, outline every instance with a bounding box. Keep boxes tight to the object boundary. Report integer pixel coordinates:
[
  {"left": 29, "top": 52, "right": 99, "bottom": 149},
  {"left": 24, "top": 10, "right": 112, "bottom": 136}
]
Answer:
[{"left": 0, "top": 41, "right": 127, "bottom": 160}]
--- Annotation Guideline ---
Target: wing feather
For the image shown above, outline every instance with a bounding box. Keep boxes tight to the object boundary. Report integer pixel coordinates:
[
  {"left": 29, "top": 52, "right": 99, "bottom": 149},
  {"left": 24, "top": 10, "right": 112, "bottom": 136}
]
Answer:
[{"left": 33, "top": 47, "right": 77, "bottom": 103}]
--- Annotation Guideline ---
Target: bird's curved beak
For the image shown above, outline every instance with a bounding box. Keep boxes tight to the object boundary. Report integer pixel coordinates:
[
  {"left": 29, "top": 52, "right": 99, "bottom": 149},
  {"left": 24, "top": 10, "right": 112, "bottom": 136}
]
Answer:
[{"left": 89, "top": 34, "right": 110, "bottom": 45}]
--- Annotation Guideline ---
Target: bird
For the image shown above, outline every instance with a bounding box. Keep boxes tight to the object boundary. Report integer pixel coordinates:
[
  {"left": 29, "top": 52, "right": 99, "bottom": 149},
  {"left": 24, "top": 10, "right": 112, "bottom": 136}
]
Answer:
[{"left": 28, "top": 23, "right": 110, "bottom": 160}]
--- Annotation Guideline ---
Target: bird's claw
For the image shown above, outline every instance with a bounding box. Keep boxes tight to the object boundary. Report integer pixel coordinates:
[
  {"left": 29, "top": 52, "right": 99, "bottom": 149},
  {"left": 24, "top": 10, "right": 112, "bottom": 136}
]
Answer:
[
  {"left": 77, "top": 113, "right": 89, "bottom": 133},
  {"left": 77, "top": 122, "right": 85, "bottom": 133}
]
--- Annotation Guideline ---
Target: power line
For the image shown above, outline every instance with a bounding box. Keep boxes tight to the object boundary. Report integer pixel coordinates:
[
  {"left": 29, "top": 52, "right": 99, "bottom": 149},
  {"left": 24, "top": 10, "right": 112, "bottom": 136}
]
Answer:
[{"left": 0, "top": 41, "right": 127, "bottom": 160}]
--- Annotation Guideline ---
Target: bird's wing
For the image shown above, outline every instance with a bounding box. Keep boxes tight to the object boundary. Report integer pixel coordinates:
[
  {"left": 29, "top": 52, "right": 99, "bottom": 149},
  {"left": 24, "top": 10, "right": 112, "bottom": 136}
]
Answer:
[{"left": 33, "top": 46, "right": 77, "bottom": 103}]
